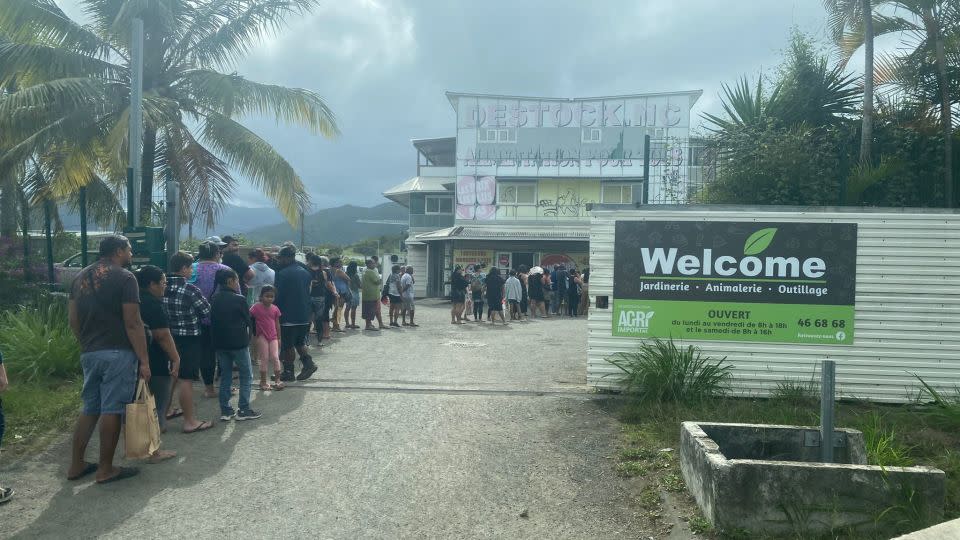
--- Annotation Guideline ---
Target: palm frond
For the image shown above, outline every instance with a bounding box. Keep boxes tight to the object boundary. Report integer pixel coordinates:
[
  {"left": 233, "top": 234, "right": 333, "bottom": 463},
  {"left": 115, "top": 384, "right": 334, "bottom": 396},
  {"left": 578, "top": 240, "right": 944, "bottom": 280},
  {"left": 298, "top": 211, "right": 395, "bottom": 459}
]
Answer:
[
  {"left": 0, "top": 0, "right": 114, "bottom": 57},
  {"left": 63, "top": 173, "right": 125, "bottom": 229},
  {"left": 201, "top": 112, "right": 307, "bottom": 224},
  {"left": 0, "top": 39, "right": 126, "bottom": 86},
  {"left": 176, "top": 0, "right": 318, "bottom": 68},
  {"left": 160, "top": 123, "right": 235, "bottom": 228},
  {"left": 179, "top": 69, "right": 339, "bottom": 136}
]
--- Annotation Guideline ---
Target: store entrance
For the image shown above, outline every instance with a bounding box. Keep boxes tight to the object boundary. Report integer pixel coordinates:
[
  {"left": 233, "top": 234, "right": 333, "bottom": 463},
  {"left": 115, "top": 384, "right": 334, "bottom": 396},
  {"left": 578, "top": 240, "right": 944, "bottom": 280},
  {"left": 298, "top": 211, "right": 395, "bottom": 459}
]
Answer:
[{"left": 512, "top": 252, "right": 535, "bottom": 270}]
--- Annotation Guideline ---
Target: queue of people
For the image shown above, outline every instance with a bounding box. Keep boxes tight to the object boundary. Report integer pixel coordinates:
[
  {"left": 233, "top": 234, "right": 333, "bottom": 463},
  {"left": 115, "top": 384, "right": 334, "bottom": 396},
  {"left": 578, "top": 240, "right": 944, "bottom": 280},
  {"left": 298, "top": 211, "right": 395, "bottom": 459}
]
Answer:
[
  {"left": 449, "top": 263, "right": 589, "bottom": 324},
  {"left": 55, "top": 233, "right": 421, "bottom": 486}
]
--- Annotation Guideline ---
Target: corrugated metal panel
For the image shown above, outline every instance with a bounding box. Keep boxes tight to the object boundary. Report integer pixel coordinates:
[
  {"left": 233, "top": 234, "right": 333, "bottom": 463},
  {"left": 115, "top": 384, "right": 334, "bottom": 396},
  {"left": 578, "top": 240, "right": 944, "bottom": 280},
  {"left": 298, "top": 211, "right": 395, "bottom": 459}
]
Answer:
[
  {"left": 406, "top": 244, "right": 428, "bottom": 298},
  {"left": 587, "top": 208, "right": 960, "bottom": 403}
]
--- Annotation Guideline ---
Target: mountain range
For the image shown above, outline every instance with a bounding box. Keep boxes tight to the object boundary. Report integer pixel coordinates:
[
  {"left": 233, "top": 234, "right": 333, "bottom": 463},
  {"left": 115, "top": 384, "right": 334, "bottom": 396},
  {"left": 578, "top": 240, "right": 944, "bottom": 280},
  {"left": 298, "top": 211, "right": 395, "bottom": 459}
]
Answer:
[
  {"left": 239, "top": 202, "right": 408, "bottom": 246},
  {"left": 56, "top": 201, "right": 409, "bottom": 247}
]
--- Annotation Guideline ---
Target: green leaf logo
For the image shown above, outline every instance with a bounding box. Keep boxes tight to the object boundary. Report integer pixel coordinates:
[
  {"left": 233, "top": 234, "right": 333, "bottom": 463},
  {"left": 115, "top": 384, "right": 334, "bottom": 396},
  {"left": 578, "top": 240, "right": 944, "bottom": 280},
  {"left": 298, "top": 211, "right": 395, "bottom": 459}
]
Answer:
[{"left": 743, "top": 228, "right": 778, "bottom": 255}]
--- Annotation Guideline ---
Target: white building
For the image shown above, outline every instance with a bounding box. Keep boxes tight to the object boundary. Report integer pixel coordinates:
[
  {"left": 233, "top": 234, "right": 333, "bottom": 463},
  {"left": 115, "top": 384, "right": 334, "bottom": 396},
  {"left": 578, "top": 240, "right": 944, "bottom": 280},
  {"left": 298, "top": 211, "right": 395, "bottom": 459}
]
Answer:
[{"left": 383, "top": 90, "right": 702, "bottom": 297}]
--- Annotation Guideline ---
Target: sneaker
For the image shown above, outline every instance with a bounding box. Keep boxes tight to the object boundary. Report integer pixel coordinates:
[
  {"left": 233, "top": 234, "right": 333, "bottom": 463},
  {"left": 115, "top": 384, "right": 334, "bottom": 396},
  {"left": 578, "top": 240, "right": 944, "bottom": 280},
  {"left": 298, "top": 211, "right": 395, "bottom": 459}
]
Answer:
[
  {"left": 219, "top": 410, "right": 236, "bottom": 421},
  {"left": 279, "top": 371, "right": 296, "bottom": 382},
  {"left": 236, "top": 409, "right": 262, "bottom": 421},
  {"left": 296, "top": 363, "right": 318, "bottom": 381},
  {"left": 0, "top": 487, "right": 13, "bottom": 504}
]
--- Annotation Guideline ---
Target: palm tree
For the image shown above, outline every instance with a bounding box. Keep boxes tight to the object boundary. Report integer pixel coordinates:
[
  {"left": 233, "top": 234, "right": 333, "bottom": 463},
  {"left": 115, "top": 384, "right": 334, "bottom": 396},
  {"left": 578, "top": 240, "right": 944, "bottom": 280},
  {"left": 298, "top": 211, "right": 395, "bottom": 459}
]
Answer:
[
  {"left": 841, "top": 0, "right": 956, "bottom": 207},
  {"left": 0, "top": 0, "right": 339, "bottom": 227},
  {"left": 823, "top": 0, "right": 875, "bottom": 165}
]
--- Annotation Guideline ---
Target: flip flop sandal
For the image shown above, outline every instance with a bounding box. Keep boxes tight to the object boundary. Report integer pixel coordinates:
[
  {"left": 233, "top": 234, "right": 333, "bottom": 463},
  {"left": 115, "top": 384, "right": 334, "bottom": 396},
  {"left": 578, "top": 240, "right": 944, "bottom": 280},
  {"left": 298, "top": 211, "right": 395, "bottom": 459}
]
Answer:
[
  {"left": 146, "top": 450, "right": 177, "bottom": 464},
  {"left": 165, "top": 409, "right": 184, "bottom": 420},
  {"left": 96, "top": 467, "right": 139, "bottom": 485},
  {"left": 67, "top": 462, "right": 98, "bottom": 481},
  {"left": 272, "top": 383, "right": 286, "bottom": 391},
  {"left": 183, "top": 420, "right": 214, "bottom": 434}
]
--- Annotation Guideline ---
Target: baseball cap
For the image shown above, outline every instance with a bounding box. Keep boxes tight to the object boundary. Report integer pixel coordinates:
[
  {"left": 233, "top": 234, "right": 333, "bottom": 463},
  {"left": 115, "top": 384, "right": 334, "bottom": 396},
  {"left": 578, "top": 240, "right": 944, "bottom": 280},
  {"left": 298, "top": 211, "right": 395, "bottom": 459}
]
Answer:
[
  {"left": 221, "top": 235, "right": 237, "bottom": 244},
  {"left": 205, "top": 235, "right": 227, "bottom": 246}
]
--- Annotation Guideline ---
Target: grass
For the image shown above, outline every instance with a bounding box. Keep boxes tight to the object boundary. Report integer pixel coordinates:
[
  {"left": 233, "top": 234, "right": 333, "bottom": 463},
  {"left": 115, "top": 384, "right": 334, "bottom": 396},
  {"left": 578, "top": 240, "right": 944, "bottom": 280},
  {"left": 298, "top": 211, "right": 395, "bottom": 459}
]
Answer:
[
  {"left": 606, "top": 338, "right": 732, "bottom": 402},
  {"left": 614, "top": 395, "right": 960, "bottom": 539},
  {"left": 2, "top": 380, "right": 81, "bottom": 458}
]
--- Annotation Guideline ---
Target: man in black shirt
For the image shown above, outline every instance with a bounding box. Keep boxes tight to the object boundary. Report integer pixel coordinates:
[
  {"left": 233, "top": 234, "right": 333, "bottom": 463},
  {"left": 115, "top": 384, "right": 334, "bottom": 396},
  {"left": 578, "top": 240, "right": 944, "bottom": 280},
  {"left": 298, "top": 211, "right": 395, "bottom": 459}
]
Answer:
[
  {"left": 220, "top": 235, "right": 253, "bottom": 296},
  {"left": 275, "top": 246, "right": 317, "bottom": 382}
]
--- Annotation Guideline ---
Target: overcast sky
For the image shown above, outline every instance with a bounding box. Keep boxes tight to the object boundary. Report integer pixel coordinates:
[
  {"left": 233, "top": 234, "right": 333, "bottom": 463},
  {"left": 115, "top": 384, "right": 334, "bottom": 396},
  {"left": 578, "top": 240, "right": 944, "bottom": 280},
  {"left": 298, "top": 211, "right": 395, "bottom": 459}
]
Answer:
[{"left": 60, "top": 0, "right": 832, "bottom": 210}]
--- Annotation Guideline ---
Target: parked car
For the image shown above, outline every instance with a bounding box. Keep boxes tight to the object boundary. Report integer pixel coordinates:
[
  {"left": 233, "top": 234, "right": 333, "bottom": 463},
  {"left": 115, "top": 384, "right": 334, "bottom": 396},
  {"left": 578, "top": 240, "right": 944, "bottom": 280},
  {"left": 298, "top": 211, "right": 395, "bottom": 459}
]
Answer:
[{"left": 54, "top": 251, "right": 99, "bottom": 288}]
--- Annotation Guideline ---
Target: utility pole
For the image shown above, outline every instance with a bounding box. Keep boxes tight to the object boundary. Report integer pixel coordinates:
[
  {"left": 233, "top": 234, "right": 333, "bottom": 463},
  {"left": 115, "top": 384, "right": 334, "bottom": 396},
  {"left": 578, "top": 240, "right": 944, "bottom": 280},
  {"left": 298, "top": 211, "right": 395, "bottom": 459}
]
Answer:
[
  {"left": 299, "top": 208, "right": 305, "bottom": 251},
  {"left": 127, "top": 17, "right": 144, "bottom": 228}
]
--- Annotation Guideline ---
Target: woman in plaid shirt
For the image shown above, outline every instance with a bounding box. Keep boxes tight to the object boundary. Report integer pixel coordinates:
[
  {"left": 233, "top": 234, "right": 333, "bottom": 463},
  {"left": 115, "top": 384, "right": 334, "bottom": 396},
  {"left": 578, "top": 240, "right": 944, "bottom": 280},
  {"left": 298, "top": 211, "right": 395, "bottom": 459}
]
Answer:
[{"left": 163, "top": 252, "right": 214, "bottom": 433}]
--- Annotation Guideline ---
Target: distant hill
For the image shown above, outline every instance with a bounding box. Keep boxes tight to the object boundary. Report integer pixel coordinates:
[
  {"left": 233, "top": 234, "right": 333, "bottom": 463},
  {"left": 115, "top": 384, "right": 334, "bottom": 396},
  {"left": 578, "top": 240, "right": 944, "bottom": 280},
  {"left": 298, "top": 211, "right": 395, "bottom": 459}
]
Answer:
[{"left": 243, "top": 202, "right": 408, "bottom": 246}]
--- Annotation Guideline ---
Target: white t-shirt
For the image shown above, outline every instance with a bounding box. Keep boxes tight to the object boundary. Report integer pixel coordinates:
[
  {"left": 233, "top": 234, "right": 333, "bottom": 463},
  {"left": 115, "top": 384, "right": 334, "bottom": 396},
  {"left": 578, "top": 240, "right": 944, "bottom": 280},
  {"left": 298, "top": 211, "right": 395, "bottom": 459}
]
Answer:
[{"left": 400, "top": 273, "right": 414, "bottom": 299}]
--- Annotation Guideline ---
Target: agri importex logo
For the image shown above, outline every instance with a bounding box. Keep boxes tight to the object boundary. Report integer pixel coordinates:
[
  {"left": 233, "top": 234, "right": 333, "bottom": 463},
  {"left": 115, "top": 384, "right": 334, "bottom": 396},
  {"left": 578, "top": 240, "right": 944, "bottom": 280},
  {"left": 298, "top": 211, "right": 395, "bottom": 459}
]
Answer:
[{"left": 616, "top": 308, "right": 655, "bottom": 334}]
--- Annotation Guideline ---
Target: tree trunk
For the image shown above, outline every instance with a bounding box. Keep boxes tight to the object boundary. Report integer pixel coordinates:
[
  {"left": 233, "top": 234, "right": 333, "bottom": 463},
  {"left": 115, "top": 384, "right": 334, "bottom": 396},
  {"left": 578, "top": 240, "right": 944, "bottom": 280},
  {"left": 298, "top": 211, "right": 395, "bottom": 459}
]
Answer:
[
  {"left": 932, "top": 19, "right": 953, "bottom": 207},
  {"left": 139, "top": 125, "right": 157, "bottom": 223},
  {"left": 859, "top": 0, "right": 874, "bottom": 165},
  {"left": 0, "top": 178, "right": 16, "bottom": 237}
]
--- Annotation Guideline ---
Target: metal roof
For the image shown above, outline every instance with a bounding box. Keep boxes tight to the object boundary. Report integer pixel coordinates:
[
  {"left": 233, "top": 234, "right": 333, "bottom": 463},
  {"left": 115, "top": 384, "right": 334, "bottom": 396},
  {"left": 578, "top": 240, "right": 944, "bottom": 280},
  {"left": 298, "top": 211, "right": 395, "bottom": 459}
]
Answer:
[
  {"left": 412, "top": 137, "right": 456, "bottom": 166},
  {"left": 415, "top": 224, "right": 589, "bottom": 242},
  {"left": 382, "top": 176, "right": 454, "bottom": 206}
]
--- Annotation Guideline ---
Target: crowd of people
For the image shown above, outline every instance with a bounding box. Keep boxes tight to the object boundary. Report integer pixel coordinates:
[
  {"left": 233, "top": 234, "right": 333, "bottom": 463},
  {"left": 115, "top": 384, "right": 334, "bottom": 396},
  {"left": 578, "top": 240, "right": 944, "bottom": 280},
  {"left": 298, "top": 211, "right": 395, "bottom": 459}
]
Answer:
[
  {"left": 449, "top": 262, "right": 590, "bottom": 324},
  {"left": 46, "top": 233, "right": 420, "bottom": 487},
  {"left": 0, "top": 232, "right": 589, "bottom": 497}
]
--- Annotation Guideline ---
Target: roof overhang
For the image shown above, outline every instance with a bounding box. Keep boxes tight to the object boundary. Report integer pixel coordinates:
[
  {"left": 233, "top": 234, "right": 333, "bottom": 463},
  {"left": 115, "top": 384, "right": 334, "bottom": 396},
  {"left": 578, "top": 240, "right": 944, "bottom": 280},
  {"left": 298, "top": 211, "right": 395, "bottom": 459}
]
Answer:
[
  {"left": 412, "top": 137, "right": 456, "bottom": 166},
  {"left": 383, "top": 176, "right": 455, "bottom": 206}
]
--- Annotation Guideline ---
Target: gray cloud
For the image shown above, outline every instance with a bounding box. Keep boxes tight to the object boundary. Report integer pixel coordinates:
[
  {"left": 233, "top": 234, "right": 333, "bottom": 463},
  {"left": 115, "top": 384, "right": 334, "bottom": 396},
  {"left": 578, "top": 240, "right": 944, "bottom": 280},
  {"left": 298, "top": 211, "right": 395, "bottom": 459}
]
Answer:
[{"left": 57, "top": 0, "right": 827, "bottom": 209}]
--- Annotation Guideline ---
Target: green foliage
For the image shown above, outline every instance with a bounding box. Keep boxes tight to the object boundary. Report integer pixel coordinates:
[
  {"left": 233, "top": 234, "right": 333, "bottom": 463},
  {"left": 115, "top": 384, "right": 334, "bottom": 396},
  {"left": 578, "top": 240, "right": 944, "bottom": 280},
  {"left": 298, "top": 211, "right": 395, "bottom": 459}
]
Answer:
[
  {"left": 0, "top": 380, "right": 81, "bottom": 456},
  {"left": 913, "top": 374, "right": 960, "bottom": 430},
  {"left": 0, "top": 294, "right": 81, "bottom": 382},
  {"left": 860, "top": 412, "right": 916, "bottom": 467},
  {"left": 771, "top": 377, "right": 818, "bottom": 405},
  {"left": 606, "top": 338, "right": 732, "bottom": 403}
]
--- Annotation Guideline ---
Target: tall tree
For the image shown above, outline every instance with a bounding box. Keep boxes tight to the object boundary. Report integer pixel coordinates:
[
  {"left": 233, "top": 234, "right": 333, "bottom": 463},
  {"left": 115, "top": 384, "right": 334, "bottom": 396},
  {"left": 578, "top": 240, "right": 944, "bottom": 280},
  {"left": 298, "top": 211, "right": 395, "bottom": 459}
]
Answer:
[
  {"left": 842, "top": 0, "right": 956, "bottom": 206},
  {"left": 823, "top": 0, "right": 875, "bottom": 166},
  {"left": 0, "top": 0, "right": 339, "bottom": 226},
  {"left": 824, "top": 0, "right": 875, "bottom": 165}
]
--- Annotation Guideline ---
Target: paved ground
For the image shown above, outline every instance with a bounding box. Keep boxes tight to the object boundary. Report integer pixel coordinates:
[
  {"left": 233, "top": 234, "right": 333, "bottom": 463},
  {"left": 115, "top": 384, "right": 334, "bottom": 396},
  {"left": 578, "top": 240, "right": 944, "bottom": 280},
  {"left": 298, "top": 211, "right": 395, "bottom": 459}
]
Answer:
[{"left": 2, "top": 301, "right": 653, "bottom": 539}]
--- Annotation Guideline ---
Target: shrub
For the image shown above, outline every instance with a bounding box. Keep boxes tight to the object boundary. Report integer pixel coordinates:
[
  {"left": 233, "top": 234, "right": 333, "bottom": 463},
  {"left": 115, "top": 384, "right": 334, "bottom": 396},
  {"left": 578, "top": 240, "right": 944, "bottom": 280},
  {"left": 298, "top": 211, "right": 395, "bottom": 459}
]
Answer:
[
  {"left": 606, "top": 338, "right": 733, "bottom": 403},
  {"left": 0, "top": 294, "right": 81, "bottom": 382}
]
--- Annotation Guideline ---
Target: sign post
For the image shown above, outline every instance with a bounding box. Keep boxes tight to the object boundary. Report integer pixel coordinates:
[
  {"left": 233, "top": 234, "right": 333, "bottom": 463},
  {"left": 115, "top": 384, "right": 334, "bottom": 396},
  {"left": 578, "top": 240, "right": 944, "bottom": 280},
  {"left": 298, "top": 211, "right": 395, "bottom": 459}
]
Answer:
[{"left": 611, "top": 221, "right": 857, "bottom": 345}]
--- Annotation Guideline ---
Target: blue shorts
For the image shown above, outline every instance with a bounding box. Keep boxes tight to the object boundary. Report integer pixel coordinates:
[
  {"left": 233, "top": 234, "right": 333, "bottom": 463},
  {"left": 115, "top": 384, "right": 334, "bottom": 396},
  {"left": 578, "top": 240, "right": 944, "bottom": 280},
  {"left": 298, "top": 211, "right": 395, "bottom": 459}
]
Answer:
[{"left": 80, "top": 349, "right": 138, "bottom": 416}]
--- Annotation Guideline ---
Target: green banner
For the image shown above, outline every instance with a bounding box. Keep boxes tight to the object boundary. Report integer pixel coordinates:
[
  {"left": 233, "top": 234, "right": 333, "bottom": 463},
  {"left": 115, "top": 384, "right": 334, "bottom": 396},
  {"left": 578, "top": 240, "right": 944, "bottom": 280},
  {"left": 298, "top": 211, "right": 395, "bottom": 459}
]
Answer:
[{"left": 612, "top": 299, "right": 854, "bottom": 344}]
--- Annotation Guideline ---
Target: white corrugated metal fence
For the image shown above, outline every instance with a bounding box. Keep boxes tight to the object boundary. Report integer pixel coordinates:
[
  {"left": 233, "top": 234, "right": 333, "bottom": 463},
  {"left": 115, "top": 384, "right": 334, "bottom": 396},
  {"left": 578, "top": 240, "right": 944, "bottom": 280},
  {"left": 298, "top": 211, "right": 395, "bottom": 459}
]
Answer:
[{"left": 587, "top": 208, "right": 960, "bottom": 403}]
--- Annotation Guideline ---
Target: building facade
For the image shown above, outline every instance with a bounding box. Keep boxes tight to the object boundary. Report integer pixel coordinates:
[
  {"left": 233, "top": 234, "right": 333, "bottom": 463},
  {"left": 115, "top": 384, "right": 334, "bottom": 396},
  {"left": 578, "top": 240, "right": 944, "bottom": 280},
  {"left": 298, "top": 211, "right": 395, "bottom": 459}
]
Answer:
[{"left": 384, "top": 90, "right": 702, "bottom": 297}]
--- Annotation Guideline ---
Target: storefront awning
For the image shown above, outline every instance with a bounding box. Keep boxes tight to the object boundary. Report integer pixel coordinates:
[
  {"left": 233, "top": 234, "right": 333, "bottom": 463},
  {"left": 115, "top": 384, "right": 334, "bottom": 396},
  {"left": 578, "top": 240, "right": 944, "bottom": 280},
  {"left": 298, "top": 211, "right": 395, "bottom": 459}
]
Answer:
[{"left": 415, "top": 225, "right": 589, "bottom": 242}]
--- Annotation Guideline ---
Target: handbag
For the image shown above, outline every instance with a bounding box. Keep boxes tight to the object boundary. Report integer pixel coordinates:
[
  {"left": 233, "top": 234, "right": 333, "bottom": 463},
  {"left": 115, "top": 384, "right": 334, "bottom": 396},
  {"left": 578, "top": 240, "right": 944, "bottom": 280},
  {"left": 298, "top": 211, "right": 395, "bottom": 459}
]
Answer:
[{"left": 124, "top": 379, "right": 161, "bottom": 459}]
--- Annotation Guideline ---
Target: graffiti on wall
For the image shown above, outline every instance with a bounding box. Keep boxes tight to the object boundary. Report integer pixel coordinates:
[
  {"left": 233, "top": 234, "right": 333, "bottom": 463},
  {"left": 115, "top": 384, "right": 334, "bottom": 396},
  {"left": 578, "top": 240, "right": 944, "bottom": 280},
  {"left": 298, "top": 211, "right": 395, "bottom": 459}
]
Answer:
[{"left": 538, "top": 189, "right": 591, "bottom": 218}]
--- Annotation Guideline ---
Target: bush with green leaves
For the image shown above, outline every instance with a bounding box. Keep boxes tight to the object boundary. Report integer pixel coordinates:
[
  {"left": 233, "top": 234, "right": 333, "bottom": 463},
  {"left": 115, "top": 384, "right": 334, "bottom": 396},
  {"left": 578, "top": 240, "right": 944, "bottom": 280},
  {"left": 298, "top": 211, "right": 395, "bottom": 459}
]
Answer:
[
  {"left": 606, "top": 338, "right": 733, "bottom": 403},
  {"left": 0, "top": 294, "right": 81, "bottom": 382}
]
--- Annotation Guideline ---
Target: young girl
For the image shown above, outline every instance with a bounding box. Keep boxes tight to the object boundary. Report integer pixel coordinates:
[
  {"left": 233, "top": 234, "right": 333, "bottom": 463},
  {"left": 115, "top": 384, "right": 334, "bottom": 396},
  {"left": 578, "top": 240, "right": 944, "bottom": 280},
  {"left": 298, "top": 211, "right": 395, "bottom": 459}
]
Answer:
[{"left": 249, "top": 285, "right": 285, "bottom": 391}]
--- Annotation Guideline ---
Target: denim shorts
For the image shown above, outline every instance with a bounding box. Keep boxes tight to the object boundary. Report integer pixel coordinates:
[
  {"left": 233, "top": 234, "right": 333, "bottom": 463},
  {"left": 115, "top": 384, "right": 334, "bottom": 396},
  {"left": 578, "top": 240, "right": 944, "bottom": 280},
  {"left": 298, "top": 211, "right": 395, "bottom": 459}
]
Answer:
[{"left": 80, "top": 349, "right": 138, "bottom": 415}]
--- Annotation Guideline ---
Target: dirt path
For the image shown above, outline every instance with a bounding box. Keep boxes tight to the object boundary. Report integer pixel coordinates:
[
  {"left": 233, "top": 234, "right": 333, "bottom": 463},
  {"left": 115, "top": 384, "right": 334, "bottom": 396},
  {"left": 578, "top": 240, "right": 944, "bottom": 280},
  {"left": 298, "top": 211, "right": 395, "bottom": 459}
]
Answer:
[{"left": 2, "top": 301, "right": 671, "bottom": 538}]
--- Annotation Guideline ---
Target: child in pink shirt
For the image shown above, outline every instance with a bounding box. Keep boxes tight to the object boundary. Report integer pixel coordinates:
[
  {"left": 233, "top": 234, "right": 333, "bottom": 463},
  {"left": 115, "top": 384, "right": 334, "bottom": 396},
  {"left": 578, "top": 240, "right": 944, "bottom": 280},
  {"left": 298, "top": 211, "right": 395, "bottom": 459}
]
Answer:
[{"left": 250, "top": 285, "right": 284, "bottom": 391}]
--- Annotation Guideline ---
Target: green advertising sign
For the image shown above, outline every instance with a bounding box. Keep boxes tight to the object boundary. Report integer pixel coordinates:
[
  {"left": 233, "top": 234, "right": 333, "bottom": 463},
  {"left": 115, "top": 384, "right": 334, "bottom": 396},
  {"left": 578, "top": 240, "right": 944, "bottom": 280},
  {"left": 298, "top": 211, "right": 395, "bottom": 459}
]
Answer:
[{"left": 612, "top": 221, "right": 857, "bottom": 345}]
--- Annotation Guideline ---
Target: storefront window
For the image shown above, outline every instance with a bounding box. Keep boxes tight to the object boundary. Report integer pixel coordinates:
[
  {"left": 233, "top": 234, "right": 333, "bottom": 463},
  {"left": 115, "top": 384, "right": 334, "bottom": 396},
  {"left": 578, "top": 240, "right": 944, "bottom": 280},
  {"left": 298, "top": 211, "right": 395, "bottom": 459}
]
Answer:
[{"left": 498, "top": 183, "right": 537, "bottom": 205}]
